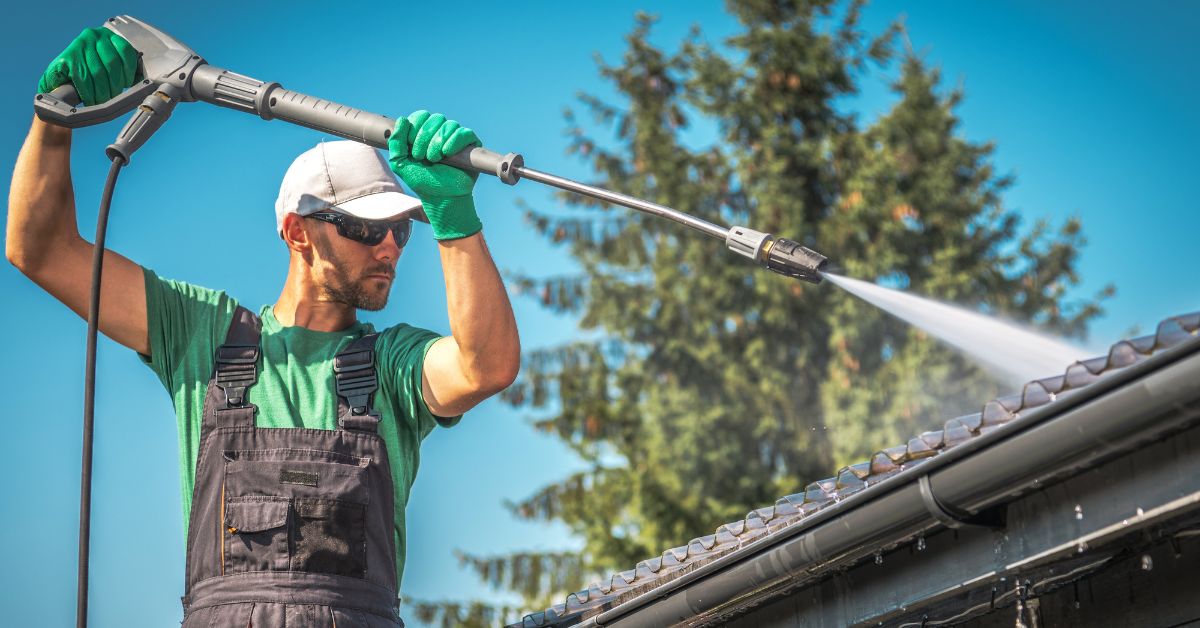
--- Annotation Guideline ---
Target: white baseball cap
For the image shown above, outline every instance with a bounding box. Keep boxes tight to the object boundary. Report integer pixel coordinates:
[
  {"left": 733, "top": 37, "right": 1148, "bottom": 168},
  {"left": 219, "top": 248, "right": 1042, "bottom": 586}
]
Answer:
[{"left": 274, "top": 140, "right": 424, "bottom": 234}]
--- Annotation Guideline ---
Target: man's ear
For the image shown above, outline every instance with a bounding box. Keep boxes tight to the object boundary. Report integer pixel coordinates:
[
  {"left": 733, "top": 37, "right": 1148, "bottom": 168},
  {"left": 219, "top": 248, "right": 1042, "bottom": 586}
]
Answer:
[{"left": 281, "top": 213, "right": 313, "bottom": 253}]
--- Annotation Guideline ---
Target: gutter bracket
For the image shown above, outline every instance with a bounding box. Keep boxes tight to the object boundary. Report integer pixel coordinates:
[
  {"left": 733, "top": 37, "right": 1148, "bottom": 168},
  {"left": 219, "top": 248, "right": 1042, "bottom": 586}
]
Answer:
[{"left": 919, "top": 474, "right": 1006, "bottom": 529}]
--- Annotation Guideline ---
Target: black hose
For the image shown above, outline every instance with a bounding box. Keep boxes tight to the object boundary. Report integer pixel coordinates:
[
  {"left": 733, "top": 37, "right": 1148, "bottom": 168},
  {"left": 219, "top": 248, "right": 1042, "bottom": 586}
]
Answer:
[{"left": 78, "top": 156, "right": 125, "bottom": 628}]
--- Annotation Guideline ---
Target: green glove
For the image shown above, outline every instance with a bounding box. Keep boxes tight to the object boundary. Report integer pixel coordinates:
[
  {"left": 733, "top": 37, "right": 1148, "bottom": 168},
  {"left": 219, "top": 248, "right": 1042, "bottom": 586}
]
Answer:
[
  {"left": 388, "top": 110, "right": 483, "bottom": 240},
  {"left": 39, "top": 27, "right": 139, "bottom": 107}
]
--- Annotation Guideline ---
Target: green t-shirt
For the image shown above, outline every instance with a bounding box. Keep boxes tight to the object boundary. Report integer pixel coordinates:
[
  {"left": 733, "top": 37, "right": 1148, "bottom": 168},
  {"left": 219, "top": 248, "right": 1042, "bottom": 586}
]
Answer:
[{"left": 139, "top": 267, "right": 458, "bottom": 590}]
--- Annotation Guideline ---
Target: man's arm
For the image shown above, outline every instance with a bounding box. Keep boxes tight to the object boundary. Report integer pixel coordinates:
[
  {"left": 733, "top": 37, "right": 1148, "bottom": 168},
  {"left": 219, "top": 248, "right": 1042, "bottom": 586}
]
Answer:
[
  {"left": 421, "top": 231, "right": 520, "bottom": 417},
  {"left": 389, "top": 110, "right": 520, "bottom": 417},
  {"left": 6, "top": 116, "right": 150, "bottom": 355}
]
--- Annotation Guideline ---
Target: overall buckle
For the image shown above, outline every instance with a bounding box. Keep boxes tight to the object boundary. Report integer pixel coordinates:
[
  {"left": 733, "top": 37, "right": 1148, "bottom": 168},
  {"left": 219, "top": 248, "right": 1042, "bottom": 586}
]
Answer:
[
  {"left": 334, "top": 348, "right": 378, "bottom": 417},
  {"left": 215, "top": 344, "right": 259, "bottom": 407}
]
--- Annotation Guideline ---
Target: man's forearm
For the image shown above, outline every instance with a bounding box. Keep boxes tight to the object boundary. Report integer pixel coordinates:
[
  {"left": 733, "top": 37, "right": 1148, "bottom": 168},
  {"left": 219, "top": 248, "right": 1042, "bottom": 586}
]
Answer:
[
  {"left": 6, "top": 116, "right": 79, "bottom": 273},
  {"left": 437, "top": 231, "right": 520, "bottom": 390}
]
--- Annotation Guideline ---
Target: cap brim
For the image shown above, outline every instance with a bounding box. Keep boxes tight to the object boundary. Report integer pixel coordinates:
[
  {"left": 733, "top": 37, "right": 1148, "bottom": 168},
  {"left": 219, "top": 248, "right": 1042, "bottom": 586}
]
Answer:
[{"left": 333, "top": 191, "right": 426, "bottom": 222}]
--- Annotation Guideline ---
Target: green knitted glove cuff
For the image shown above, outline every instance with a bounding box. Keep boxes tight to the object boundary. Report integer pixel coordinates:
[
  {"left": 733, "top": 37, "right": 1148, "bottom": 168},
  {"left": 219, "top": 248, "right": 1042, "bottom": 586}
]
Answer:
[{"left": 423, "top": 195, "right": 482, "bottom": 241}]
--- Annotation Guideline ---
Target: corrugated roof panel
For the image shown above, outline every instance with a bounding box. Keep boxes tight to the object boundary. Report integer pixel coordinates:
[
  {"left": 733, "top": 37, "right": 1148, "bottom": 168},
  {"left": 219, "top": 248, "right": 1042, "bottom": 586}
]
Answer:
[
  {"left": 1064, "top": 361, "right": 1100, "bottom": 388},
  {"left": 870, "top": 451, "right": 901, "bottom": 474},
  {"left": 1020, "top": 380, "right": 1054, "bottom": 407},
  {"left": 955, "top": 411, "right": 984, "bottom": 431},
  {"left": 803, "top": 479, "right": 834, "bottom": 504},
  {"left": 1156, "top": 317, "right": 1193, "bottom": 345},
  {"left": 994, "top": 392, "right": 1024, "bottom": 413},
  {"left": 883, "top": 444, "right": 909, "bottom": 463},
  {"left": 1080, "top": 355, "right": 1110, "bottom": 375},
  {"left": 980, "top": 398, "right": 1016, "bottom": 425},
  {"left": 906, "top": 434, "right": 938, "bottom": 459},
  {"left": 511, "top": 312, "right": 1200, "bottom": 628},
  {"left": 941, "top": 417, "right": 972, "bottom": 448}
]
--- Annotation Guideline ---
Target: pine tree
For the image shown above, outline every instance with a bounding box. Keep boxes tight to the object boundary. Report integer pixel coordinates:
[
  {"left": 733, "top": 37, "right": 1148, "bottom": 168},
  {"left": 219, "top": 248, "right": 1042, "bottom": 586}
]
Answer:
[
  {"left": 418, "top": 0, "right": 1110, "bottom": 619},
  {"left": 816, "top": 50, "right": 1110, "bottom": 462}
]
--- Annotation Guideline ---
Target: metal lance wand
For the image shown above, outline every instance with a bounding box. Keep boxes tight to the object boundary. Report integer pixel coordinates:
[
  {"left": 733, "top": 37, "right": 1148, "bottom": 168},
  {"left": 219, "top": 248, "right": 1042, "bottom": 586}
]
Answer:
[{"left": 36, "top": 15, "right": 829, "bottom": 283}]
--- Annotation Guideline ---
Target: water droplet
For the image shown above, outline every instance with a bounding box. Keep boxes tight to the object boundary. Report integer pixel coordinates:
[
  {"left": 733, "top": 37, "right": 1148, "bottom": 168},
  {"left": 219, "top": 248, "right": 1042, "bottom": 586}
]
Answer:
[
  {"left": 874, "top": 550, "right": 883, "bottom": 565},
  {"left": 1141, "top": 554, "right": 1154, "bottom": 571},
  {"left": 1122, "top": 519, "right": 1129, "bottom": 526},
  {"left": 1074, "top": 504, "right": 1083, "bottom": 520},
  {"left": 1076, "top": 541, "right": 1088, "bottom": 554},
  {"left": 1074, "top": 601, "right": 1081, "bottom": 610},
  {"left": 917, "top": 536, "right": 926, "bottom": 551},
  {"left": 1136, "top": 507, "right": 1145, "bottom": 517}
]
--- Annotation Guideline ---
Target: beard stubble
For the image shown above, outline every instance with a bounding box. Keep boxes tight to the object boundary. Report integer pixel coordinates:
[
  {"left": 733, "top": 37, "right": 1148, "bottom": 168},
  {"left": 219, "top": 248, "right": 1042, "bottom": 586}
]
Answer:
[{"left": 314, "top": 233, "right": 395, "bottom": 312}]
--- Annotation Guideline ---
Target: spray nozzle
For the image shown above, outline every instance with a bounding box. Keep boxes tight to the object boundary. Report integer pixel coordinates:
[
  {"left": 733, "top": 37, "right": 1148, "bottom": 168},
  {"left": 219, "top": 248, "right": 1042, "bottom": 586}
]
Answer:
[
  {"left": 726, "top": 226, "right": 828, "bottom": 284},
  {"left": 763, "top": 237, "right": 828, "bottom": 283}
]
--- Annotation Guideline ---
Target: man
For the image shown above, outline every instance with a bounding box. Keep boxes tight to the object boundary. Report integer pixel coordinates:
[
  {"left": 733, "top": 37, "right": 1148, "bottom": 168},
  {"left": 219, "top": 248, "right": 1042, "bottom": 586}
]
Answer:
[{"left": 7, "top": 27, "right": 520, "bottom": 626}]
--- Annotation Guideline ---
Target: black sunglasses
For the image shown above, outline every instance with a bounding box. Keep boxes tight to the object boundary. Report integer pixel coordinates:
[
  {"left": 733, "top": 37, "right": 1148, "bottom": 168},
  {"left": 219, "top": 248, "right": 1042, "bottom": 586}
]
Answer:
[{"left": 306, "top": 211, "right": 413, "bottom": 247}]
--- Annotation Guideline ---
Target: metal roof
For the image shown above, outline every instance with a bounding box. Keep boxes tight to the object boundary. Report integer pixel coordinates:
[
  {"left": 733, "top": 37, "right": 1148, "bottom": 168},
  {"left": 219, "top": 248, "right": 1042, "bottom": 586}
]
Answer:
[{"left": 512, "top": 312, "right": 1200, "bottom": 628}]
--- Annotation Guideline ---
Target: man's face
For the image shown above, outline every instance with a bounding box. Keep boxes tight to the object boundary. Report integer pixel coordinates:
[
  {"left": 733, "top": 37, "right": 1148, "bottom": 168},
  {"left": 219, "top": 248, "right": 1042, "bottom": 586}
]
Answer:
[{"left": 307, "top": 215, "right": 404, "bottom": 312}]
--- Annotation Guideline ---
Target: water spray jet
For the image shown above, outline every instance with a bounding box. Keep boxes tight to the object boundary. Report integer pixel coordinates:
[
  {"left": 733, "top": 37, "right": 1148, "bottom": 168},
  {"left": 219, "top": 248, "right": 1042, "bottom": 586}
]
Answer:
[{"left": 824, "top": 273, "right": 1090, "bottom": 387}]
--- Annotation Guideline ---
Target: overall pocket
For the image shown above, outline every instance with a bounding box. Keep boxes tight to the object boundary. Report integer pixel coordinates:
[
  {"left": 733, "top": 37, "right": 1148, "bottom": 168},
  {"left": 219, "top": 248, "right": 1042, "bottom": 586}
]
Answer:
[
  {"left": 294, "top": 498, "right": 368, "bottom": 578},
  {"left": 225, "top": 496, "right": 290, "bottom": 572},
  {"left": 222, "top": 449, "right": 372, "bottom": 578}
]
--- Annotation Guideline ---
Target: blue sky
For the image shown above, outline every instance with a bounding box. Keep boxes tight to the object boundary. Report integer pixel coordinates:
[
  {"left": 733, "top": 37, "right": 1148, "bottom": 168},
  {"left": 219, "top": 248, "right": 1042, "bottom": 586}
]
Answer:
[{"left": 1, "top": 1, "right": 1196, "bottom": 626}]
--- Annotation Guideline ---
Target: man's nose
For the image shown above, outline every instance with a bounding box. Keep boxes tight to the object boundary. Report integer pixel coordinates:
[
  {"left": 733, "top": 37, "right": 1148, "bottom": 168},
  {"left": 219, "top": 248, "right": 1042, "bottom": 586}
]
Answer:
[{"left": 374, "top": 230, "right": 403, "bottom": 259}]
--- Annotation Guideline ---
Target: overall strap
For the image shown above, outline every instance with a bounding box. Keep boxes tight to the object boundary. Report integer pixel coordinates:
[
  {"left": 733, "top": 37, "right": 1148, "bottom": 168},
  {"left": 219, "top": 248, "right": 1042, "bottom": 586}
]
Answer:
[
  {"left": 334, "top": 333, "right": 381, "bottom": 433},
  {"left": 202, "top": 306, "right": 262, "bottom": 431}
]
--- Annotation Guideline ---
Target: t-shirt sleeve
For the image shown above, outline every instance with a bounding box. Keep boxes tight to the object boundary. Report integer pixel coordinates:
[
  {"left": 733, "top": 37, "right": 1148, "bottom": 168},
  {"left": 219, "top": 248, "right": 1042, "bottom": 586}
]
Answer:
[
  {"left": 140, "top": 266, "right": 238, "bottom": 395},
  {"left": 381, "top": 325, "right": 462, "bottom": 440}
]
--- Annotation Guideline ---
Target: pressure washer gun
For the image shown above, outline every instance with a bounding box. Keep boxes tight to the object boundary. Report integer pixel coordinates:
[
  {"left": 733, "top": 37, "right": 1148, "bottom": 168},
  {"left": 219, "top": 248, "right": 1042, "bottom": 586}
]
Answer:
[{"left": 34, "top": 15, "right": 828, "bottom": 283}]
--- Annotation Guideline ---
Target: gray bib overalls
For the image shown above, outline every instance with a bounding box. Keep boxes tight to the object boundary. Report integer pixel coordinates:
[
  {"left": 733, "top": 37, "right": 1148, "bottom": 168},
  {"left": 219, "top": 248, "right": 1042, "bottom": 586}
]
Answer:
[{"left": 180, "top": 307, "right": 403, "bottom": 627}]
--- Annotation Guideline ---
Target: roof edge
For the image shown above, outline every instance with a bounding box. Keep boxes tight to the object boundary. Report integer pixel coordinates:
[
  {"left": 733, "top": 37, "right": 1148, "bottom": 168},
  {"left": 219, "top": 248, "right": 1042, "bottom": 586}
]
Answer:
[{"left": 580, "top": 334, "right": 1200, "bottom": 627}]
